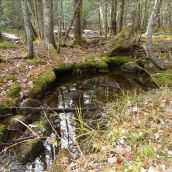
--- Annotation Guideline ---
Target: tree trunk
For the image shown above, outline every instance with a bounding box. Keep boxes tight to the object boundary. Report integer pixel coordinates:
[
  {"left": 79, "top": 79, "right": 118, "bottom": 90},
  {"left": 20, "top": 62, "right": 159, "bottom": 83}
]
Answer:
[
  {"left": 63, "top": 0, "right": 80, "bottom": 43},
  {"left": 0, "top": 0, "right": 3, "bottom": 40},
  {"left": 104, "top": 0, "right": 108, "bottom": 39},
  {"left": 21, "top": 0, "right": 34, "bottom": 59},
  {"left": 34, "top": 0, "right": 44, "bottom": 39},
  {"left": 107, "top": 0, "right": 139, "bottom": 57},
  {"left": 99, "top": 0, "right": 105, "bottom": 35},
  {"left": 43, "top": 0, "right": 56, "bottom": 49},
  {"left": 98, "top": 8, "right": 102, "bottom": 35},
  {"left": 73, "top": 0, "right": 82, "bottom": 45},
  {"left": 146, "top": 0, "right": 165, "bottom": 69},
  {"left": 0, "top": 31, "right": 2, "bottom": 40},
  {"left": 57, "top": 0, "right": 63, "bottom": 52},
  {"left": 119, "top": 0, "right": 125, "bottom": 32},
  {"left": 126, "top": 0, "right": 138, "bottom": 34},
  {"left": 111, "top": 0, "right": 117, "bottom": 36},
  {"left": 60, "top": 0, "right": 65, "bottom": 30}
]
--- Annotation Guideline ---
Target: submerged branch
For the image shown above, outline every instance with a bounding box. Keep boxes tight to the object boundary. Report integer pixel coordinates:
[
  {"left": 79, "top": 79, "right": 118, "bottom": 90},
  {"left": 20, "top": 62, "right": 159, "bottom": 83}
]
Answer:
[{"left": 5, "top": 106, "right": 99, "bottom": 113}]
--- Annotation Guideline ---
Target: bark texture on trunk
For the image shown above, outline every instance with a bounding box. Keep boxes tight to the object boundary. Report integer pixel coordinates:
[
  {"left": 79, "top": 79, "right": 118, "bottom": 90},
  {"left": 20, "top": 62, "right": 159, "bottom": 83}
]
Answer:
[
  {"left": 21, "top": 0, "right": 34, "bottom": 59},
  {"left": 0, "top": 31, "right": 2, "bottom": 40},
  {"left": 73, "top": 0, "right": 82, "bottom": 45},
  {"left": 43, "top": 0, "right": 56, "bottom": 49},
  {"left": 99, "top": 0, "right": 105, "bottom": 35},
  {"left": 119, "top": 0, "right": 125, "bottom": 32},
  {"left": 35, "top": 0, "right": 44, "bottom": 39},
  {"left": 146, "top": 0, "right": 165, "bottom": 69},
  {"left": 104, "top": 0, "right": 108, "bottom": 38},
  {"left": 127, "top": 0, "right": 138, "bottom": 34},
  {"left": 0, "top": 0, "right": 3, "bottom": 40},
  {"left": 111, "top": 0, "right": 117, "bottom": 35},
  {"left": 107, "top": 0, "right": 139, "bottom": 57},
  {"left": 64, "top": 0, "right": 80, "bottom": 43}
]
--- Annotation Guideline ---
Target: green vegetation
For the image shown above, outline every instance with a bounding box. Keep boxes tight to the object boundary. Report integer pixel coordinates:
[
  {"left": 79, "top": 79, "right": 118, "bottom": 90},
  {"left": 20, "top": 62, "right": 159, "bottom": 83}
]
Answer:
[
  {"left": 62, "top": 88, "right": 172, "bottom": 171},
  {"left": 75, "top": 60, "right": 108, "bottom": 70},
  {"left": 153, "top": 69, "right": 172, "bottom": 86},
  {"left": 0, "top": 124, "right": 7, "bottom": 142},
  {"left": 0, "top": 41, "right": 18, "bottom": 49},
  {"left": 105, "top": 56, "right": 132, "bottom": 66},
  {"left": 49, "top": 47, "right": 61, "bottom": 62},
  {"left": 54, "top": 64, "right": 75, "bottom": 74},
  {"left": 0, "top": 75, "right": 17, "bottom": 83},
  {"left": 7, "top": 83, "right": 21, "bottom": 98},
  {"left": 26, "top": 54, "right": 46, "bottom": 65},
  {"left": 16, "top": 138, "right": 43, "bottom": 163},
  {"left": 30, "top": 68, "right": 56, "bottom": 95}
]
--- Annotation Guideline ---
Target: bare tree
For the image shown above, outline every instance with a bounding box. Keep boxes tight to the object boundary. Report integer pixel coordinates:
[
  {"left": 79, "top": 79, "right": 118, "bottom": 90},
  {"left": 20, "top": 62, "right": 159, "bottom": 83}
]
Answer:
[
  {"left": 36, "top": 0, "right": 44, "bottom": 39},
  {"left": 21, "top": 0, "right": 34, "bottom": 59},
  {"left": 111, "top": 0, "right": 117, "bottom": 35},
  {"left": 126, "top": 0, "right": 138, "bottom": 34},
  {"left": 0, "top": 0, "right": 3, "bottom": 40},
  {"left": 104, "top": 0, "right": 108, "bottom": 38},
  {"left": 43, "top": 0, "right": 56, "bottom": 49},
  {"left": 73, "top": 0, "right": 82, "bottom": 45},
  {"left": 146, "top": 0, "right": 165, "bottom": 69},
  {"left": 63, "top": 0, "right": 80, "bottom": 43},
  {"left": 0, "top": 31, "right": 2, "bottom": 40},
  {"left": 119, "top": 0, "right": 125, "bottom": 32},
  {"left": 99, "top": 0, "right": 105, "bottom": 35}
]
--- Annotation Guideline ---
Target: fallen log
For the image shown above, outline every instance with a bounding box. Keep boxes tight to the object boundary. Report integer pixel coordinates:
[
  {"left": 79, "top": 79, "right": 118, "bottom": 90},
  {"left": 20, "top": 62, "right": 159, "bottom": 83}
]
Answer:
[{"left": 0, "top": 106, "right": 100, "bottom": 118}]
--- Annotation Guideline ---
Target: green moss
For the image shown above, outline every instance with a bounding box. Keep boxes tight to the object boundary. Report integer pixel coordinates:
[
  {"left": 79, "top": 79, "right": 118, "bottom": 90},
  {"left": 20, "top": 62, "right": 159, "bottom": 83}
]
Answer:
[
  {"left": 75, "top": 60, "right": 108, "bottom": 70},
  {"left": 49, "top": 47, "right": 61, "bottom": 62},
  {"left": 0, "top": 103, "right": 5, "bottom": 110},
  {"left": 6, "top": 115, "right": 29, "bottom": 130},
  {"left": 105, "top": 56, "right": 131, "bottom": 66},
  {"left": 0, "top": 124, "right": 7, "bottom": 142},
  {"left": 54, "top": 60, "right": 109, "bottom": 75},
  {"left": 48, "top": 149, "right": 71, "bottom": 172},
  {"left": 0, "top": 41, "right": 18, "bottom": 49},
  {"left": 43, "top": 70, "right": 56, "bottom": 86},
  {"left": 160, "top": 52, "right": 169, "bottom": 57},
  {"left": 34, "top": 120, "right": 51, "bottom": 135},
  {"left": 153, "top": 70, "right": 172, "bottom": 86},
  {"left": 54, "top": 64, "right": 75, "bottom": 74},
  {"left": 30, "top": 68, "right": 56, "bottom": 95},
  {"left": 0, "top": 75, "right": 5, "bottom": 82},
  {"left": 0, "top": 57, "right": 4, "bottom": 63},
  {"left": 26, "top": 54, "right": 46, "bottom": 65},
  {"left": 17, "top": 138, "right": 43, "bottom": 163},
  {"left": 7, "top": 75, "right": 17, "bottom": 81},
  {"left": 136, "top": 145, "right": 155, "bottom": 160},
  {"left": 121, "top": 162, "right": 144, "bottom": 172},
  {"left": 7, "top": 98, "right": 18, "bottom": 106},
  {"left": 0, "top": 75, "right": 17, "bottom": 83},
  {"left": 7, "top": 84, "right": 21, "bottom": 98}
]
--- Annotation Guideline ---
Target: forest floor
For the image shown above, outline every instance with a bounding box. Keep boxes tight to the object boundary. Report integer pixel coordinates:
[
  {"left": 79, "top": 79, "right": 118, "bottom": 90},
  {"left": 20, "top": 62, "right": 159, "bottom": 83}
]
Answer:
[
  {"left": 61, "top": 88, "right": 172, "bottom": 172},
  {"left": 0, "top": 32, "right": 108, "bottom": 107},
  {"left": 0, "top": 31, "right": 172, "bottom": 108},
  {"left": 0, "top": 30, "right": 172, "bottom": 171}
]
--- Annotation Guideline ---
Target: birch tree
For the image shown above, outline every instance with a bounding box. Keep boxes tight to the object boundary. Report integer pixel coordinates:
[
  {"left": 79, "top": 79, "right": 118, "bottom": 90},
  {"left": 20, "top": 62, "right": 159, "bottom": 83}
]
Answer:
[
  {"left": 146, "top": 0, "right": 165, "bottom": 69},
  {"left": 99, "top": 0, "right": 105, "bottom": 35}
]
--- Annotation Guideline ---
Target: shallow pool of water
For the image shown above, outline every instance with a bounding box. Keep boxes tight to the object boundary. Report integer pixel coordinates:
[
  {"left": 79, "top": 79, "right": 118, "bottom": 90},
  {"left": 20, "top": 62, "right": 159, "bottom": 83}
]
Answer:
[{"left": 0, "top": 70, "right": 157, "bottom": 172}]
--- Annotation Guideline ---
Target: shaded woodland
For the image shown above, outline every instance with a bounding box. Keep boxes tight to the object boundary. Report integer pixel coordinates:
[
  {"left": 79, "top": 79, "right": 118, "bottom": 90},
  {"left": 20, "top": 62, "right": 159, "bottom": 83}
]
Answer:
[{"left": 0, "top": 0, "right": 172, "bottom": 172}]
